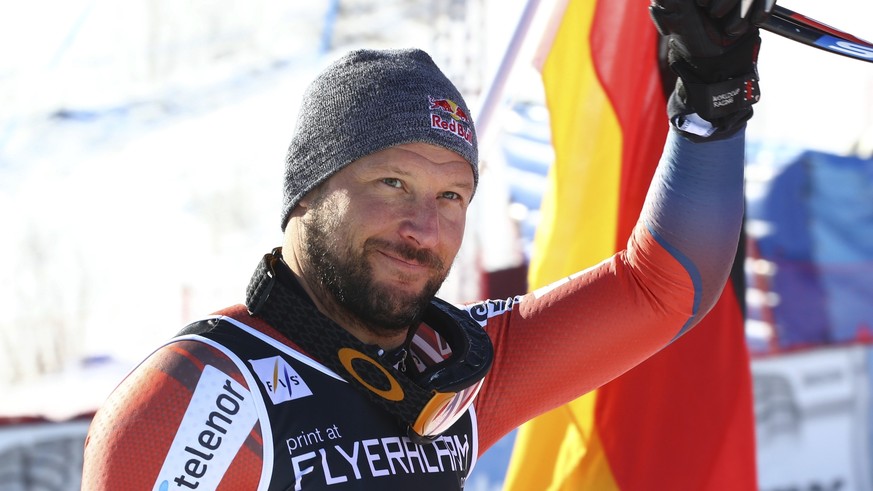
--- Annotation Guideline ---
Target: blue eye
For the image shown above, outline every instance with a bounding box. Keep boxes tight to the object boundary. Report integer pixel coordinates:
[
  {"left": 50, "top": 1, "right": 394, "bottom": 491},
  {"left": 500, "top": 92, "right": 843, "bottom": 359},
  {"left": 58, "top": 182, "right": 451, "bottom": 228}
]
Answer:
[{"left": 382, "top": 178, "right": 402, "bottom": 188}]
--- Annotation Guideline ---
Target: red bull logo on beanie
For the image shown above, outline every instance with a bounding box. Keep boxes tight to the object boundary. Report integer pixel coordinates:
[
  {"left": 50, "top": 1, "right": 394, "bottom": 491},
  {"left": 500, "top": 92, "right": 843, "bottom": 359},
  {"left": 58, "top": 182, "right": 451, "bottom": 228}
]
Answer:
[
  {"left": 429, "top": 97, "right": 469, "bottom": 123},
  {"left": 428, "top": 96, "right": 473, "bottom": 146}
]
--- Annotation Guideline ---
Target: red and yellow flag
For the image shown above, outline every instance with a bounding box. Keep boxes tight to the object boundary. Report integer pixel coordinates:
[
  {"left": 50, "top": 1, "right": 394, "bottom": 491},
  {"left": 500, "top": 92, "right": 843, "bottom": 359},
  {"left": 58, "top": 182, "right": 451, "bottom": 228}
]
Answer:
[{"left": 502, "top": 0, "right": 757, "bottom": 489}]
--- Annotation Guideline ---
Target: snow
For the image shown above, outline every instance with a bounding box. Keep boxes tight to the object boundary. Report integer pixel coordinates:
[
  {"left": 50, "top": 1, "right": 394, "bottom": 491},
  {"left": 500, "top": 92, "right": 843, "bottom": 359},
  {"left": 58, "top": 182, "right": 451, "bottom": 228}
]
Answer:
[
  {"left": 0, "top": 2, "right": 534, "bottom": 488},
  {"left": 2, "top": 1, "right": 873, "bottom": 489}
]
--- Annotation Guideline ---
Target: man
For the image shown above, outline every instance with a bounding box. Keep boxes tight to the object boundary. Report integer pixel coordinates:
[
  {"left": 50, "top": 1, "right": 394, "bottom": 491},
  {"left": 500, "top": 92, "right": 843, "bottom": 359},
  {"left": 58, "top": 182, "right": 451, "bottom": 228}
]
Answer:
[{"left": 82, "top": 1, "right": 772, "bottom": 489}]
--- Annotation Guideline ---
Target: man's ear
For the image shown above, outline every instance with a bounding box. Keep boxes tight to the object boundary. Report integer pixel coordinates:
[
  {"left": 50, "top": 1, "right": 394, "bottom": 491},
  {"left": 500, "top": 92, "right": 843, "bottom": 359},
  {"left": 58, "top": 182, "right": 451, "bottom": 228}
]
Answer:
[
  {"left": 295, "top": 195, "right": 315, "bottom": 214},
  {"left": 296, "top": 184, "right": 325, "bottom": 212}
]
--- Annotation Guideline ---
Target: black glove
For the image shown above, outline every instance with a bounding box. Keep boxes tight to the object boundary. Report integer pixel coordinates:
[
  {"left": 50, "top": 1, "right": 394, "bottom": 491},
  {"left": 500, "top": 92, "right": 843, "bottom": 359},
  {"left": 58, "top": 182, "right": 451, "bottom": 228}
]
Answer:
[{"left": 650, "top": 0, "right": 774, "bottom": 140}]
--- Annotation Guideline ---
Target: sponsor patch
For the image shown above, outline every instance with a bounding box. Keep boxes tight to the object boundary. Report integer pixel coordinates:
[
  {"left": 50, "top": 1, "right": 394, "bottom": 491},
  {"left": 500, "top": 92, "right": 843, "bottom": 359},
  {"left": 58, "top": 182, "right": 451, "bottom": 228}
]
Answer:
[
  {"left": 154, "top": 365, "right": 258, "bottom": 490},
  {"left": 465, "top": 296, "right": 524, "bottom": 326},
  {"left": 428, "top": 96, "right": 474, "bottom": 146},
  {"left": 249, "top": 356, "right": 314, "bottom": 405}
]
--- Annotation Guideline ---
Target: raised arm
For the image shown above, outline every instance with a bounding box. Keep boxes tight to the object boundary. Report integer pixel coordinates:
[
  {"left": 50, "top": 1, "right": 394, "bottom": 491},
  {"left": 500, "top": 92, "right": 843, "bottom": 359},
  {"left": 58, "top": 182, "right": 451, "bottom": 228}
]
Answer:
[
  {"left": 471, "top": 0, "right": 771, "bottom": 452},
  {"left": 472, "top": 128, "right": 744, "bottom": 442}
]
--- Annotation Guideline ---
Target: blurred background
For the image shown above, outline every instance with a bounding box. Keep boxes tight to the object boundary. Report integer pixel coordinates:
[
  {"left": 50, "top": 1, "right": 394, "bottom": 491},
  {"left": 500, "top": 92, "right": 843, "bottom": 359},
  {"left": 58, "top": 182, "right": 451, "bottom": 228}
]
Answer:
[{"left": 1, "top": 0, "right": 873, "bottom": 489}]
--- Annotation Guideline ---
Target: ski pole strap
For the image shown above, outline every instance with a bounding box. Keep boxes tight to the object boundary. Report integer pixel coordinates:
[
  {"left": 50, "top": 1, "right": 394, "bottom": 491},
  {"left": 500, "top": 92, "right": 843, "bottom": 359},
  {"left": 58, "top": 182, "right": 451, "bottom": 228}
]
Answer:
[{"left": 683, "top": 73, "right": 760, "bottom": 121}]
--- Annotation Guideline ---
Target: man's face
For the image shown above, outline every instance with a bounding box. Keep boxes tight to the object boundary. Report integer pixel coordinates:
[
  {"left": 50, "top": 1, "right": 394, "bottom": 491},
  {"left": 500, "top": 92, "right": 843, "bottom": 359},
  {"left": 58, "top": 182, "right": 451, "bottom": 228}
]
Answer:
[{"left": 299, "top": 142, "right": 474, "bottom": 337}]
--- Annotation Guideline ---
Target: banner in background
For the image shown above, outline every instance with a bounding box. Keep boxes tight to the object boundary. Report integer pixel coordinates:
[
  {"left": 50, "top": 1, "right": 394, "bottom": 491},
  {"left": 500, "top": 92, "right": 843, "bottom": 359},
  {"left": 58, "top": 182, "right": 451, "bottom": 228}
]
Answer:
[
  {"left": 746, "top": 150, "right": 873, "bottom": 353},
  {"left": 754, "top": 345, "right": 873, "bottom": 491},
  {"left": 502, "top": 0, "right": 758, "bottom": 489}
]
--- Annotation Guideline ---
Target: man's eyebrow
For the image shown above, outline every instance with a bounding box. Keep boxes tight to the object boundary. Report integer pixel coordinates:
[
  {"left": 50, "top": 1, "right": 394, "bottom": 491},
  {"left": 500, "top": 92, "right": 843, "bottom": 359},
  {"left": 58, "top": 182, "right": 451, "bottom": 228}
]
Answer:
[
  {"left": 379, "top": 164, "right": 413, "bottom": 176},
  {"left": 448, "top": 180, "right": 475, "bottom": 192}
]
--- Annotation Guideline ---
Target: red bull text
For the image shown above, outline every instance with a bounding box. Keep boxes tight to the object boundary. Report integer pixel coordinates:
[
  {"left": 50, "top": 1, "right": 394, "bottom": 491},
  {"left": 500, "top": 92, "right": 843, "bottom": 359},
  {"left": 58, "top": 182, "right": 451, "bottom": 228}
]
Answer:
[{"left": 428, "top": 97, "right": 473, "bottom": 146}]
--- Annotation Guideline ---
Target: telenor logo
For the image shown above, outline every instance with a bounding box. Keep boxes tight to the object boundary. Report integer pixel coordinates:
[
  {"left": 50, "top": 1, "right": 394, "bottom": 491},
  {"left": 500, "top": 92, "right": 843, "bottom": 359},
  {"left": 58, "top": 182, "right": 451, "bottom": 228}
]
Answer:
[
  {"left": 154, "top": 365, "right": 258, "bottom": 490},
  {"left": 249, "top": 356, "right": 314, "bottom": 405}
]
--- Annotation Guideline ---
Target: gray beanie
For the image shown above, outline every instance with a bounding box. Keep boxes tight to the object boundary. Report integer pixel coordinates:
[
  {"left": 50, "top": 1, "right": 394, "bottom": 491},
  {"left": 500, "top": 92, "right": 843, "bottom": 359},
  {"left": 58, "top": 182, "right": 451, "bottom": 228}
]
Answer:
[{"left": 281, "top": 48, "right": 479, "bottom": 231}]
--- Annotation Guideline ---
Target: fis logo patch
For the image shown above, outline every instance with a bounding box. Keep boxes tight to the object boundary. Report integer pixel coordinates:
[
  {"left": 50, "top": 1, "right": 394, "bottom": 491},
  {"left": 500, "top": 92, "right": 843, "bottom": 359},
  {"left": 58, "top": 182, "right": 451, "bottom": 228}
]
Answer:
[{"left": 249, "top": 356, "right": 313, "bottom": 405}]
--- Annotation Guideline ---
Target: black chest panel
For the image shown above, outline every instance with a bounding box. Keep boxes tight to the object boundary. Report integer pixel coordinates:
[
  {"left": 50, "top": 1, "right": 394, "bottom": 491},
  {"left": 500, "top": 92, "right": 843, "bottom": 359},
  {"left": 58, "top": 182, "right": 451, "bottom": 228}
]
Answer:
[{"left": 182, "top": 318, "right": 476, "bottom": 490}]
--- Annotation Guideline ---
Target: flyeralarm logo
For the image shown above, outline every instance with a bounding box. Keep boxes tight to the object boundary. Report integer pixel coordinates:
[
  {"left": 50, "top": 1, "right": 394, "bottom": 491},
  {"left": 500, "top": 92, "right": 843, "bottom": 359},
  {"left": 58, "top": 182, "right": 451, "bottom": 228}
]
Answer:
[
  {"left": 154, "top": 365, "right": 257, "bottom": 490},
  {"left": 249, "top": 356, "right": 313, "bottom": 405},
  {"left": 428, "top": 96, "right": 473, "bottom": 146}
]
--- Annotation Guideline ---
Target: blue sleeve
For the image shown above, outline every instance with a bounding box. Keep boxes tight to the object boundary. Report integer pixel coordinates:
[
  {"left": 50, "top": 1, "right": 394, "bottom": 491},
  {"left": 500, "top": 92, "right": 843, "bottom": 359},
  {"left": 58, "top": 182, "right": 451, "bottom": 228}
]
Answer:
[{"left": 639, "top": 126, "right": 745, "bottom": 335}]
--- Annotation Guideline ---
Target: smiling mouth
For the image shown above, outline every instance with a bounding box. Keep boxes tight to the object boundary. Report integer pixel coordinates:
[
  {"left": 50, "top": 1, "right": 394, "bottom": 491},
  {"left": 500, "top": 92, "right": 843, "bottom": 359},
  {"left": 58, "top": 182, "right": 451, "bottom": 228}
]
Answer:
[
  {"left": 379, "top": 250, "right": 428, "bottom": 269},
  {"left": 366, "top": 239, "right": 444, "bottom": 272}
]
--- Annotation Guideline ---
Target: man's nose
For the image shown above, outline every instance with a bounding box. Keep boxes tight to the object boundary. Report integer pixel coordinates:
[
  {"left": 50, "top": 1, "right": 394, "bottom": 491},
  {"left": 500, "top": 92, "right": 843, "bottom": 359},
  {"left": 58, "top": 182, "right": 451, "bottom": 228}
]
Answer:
[{"left": 400, "top": 198, "right": 440, "bottom": 249}]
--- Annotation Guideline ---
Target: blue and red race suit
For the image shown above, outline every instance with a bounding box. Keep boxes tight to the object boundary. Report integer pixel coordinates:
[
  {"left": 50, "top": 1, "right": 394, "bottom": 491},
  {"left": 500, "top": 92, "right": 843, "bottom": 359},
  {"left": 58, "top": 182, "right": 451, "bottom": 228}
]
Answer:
[{"left": 82, "top": 128, "right": 745, "bottom": 490}]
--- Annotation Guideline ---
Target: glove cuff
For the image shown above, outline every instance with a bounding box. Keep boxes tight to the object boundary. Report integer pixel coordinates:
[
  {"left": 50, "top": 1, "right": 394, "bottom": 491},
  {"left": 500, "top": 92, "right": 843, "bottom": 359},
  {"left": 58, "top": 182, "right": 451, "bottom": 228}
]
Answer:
[
  {"left": 680, "top": 71, "right": 760, "bottom": 120},
  {"left": 668, "top": 77, "right": 756, "bottom": 142}
]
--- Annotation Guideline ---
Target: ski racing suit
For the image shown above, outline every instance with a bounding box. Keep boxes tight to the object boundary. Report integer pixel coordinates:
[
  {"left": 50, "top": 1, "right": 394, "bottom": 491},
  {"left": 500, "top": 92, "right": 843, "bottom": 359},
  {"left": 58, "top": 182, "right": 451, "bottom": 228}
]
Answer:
[{"left": 82, "top": 128, "right": 746, "bottom": 490}]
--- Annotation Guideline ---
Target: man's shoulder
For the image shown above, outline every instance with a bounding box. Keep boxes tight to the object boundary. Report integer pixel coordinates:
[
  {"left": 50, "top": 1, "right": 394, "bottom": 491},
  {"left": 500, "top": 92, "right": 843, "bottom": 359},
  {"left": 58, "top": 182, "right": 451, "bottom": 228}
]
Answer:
[
  {"left": 83, "top": 322, "right": 265, "bottom": 489},
  {"left": 201, "top": 304, "right": 302, "bottom": 349}
]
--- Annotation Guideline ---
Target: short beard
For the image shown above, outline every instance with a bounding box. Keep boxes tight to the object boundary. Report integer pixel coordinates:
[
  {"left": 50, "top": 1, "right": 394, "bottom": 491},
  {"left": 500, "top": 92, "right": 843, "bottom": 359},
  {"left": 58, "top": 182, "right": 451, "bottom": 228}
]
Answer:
[{"left": 301, "top": 195, "right": 450, "bottom": 338}]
